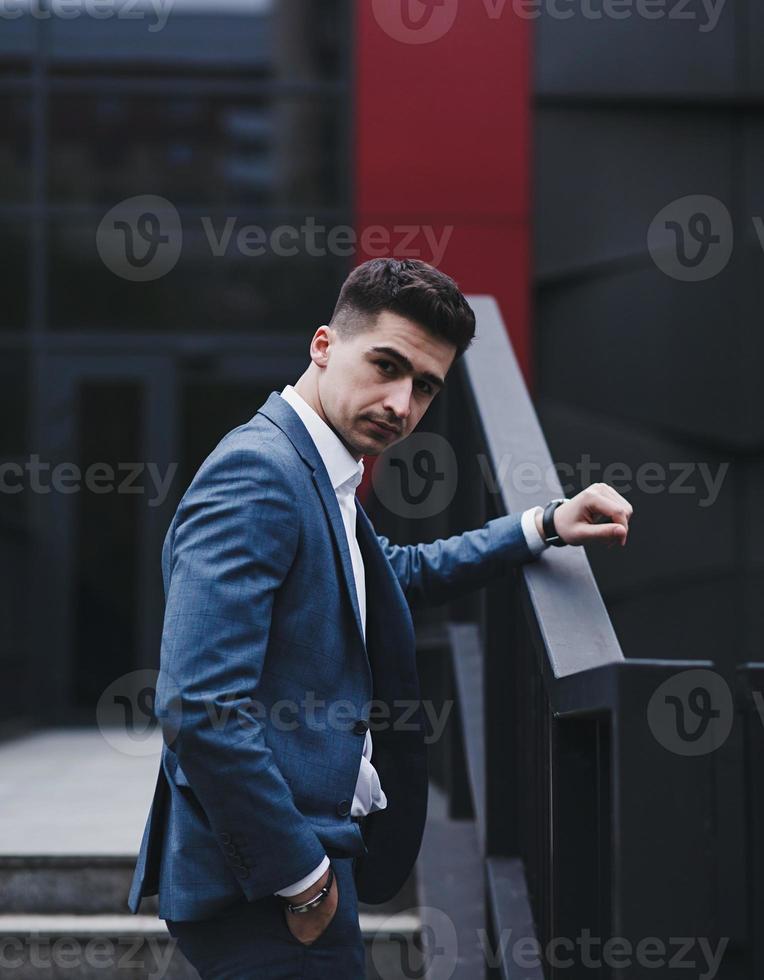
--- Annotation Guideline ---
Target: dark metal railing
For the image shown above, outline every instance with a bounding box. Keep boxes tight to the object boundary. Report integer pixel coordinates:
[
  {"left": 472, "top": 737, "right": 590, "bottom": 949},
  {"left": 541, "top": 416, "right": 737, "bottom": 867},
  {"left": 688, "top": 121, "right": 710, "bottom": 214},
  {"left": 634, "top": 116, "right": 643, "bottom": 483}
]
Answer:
[{"left": 368, "top": 297, "right": 752, "bottom": 979}]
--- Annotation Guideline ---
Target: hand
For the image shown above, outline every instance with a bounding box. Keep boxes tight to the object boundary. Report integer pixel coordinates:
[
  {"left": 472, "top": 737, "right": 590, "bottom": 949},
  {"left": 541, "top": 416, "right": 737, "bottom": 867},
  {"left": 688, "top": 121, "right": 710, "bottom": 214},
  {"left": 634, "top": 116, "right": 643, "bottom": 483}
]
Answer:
[
  {"left": 536, "top": 483, "right": 633, "bottom": 549},
  {"left": 283, "top": 868, "right": 338, "bottom": 946}
]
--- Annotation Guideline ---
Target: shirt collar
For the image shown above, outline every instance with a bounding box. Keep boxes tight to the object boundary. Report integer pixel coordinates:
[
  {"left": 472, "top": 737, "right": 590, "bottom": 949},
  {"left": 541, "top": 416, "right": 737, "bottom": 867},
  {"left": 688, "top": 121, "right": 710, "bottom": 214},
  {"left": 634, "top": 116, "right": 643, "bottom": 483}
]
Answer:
[{"left": 280, "top": 385, "right": 364, "bottom": 493}]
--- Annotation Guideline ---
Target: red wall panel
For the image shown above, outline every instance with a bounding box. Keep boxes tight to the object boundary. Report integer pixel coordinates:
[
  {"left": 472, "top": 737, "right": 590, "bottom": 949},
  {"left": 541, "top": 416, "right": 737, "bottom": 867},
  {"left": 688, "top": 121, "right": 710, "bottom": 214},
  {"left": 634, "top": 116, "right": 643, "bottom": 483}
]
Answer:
[{"left": 354, "top": 0, "right": 532, "bottom": 373}]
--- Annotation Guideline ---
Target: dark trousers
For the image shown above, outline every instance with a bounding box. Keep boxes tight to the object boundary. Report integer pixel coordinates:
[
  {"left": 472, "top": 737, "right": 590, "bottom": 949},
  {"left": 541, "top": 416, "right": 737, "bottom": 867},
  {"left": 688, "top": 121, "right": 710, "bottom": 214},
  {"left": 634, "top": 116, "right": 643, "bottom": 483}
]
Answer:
[{"left": 165, "top": 856, "right": 366, "bottom": 980}]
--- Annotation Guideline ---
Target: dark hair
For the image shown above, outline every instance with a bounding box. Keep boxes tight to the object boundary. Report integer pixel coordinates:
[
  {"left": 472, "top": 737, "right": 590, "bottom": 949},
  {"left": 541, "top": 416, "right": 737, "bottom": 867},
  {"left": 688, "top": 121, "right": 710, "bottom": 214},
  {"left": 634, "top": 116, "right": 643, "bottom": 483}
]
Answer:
[{"left": 329, "top": 258, "right": 476, "bottom": 359}]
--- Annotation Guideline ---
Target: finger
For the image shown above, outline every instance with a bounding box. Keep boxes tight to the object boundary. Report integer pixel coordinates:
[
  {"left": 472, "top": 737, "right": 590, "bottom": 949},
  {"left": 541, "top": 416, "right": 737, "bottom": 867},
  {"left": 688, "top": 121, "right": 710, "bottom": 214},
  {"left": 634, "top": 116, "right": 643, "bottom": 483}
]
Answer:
[
  {"left": 587, "top": 491, "right": 631, "bottom": 532},
  {"left": 584, "top": 521, "right": 628, "bottom": 542},
  {"left": 594, "top": 483, "right": 633, "bottom": 520}
]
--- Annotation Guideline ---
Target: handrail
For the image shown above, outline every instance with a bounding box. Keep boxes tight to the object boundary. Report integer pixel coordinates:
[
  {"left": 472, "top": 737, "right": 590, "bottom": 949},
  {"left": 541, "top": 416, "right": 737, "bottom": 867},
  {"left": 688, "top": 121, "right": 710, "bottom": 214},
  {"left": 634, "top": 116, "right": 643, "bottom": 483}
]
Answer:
[
  {"left": 461, "top": 295, "right": 624, "bottom": 679},
  {"left": 368, "top": 296, "right": 746, "bottom": 979}
]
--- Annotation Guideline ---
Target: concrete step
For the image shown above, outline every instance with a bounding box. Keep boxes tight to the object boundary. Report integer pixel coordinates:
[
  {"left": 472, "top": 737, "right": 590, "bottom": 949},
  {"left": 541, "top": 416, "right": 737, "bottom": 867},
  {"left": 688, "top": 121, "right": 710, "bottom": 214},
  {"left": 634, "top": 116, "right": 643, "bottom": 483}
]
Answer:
[
  {"left": 0, "top": 912, "right": 421, "bottom": 980},
  {"left": 0, "top": 856, "right": 149, "bottom": 916},
  {"left": 0, "top": 729, "right": 423, "bottom": 976},
  {"left": 0, "top": 915, "right": 194, "bottom": 980}
]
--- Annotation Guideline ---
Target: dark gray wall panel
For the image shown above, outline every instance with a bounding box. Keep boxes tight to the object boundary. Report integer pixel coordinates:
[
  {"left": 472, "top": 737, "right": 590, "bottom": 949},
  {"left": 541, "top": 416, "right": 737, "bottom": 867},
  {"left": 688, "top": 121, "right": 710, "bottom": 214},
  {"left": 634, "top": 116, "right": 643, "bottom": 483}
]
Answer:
[
  {"left": 747, "top": 1, "right": 764, "bottom": 95},
  {"left": 607, "top": 581, "right": 739, "bottom": 663},
  {"left": 535, "top": 0, "right": 738, "bottom": 97},
  {"left": 534, "top": 110, "right": 733, "bottom": 279},
  {"left": 745, "top": 460, "right": 764, "bottom": 566},
  {"left": 537, "top": 404, "right": 743, "bottom": 666},
  {"left": 742, "top": 120, "right": 764, "bottom": 227},
  {"left": 742, "top": 574, "right": 764, "bottom": 663},
  {"left": 533, "top": 3, "right": 757, "bottom": 672},
  {"left": 537, "top": 402, "right": 736, "bottom": 596},
  {"left": 536, "top": 262, "right": 746, "bottom": 444}
]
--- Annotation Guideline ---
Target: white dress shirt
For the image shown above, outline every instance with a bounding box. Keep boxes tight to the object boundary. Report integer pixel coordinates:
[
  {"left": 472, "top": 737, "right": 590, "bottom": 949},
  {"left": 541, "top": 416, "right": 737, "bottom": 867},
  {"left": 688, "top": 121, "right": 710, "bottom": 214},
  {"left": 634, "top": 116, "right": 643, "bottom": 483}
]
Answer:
[
  {"left": 275, "top": 384, "right": 386, "bottom": 897},
  {"left": 274, "top": 384, "right": 549, "bottom": 897}
]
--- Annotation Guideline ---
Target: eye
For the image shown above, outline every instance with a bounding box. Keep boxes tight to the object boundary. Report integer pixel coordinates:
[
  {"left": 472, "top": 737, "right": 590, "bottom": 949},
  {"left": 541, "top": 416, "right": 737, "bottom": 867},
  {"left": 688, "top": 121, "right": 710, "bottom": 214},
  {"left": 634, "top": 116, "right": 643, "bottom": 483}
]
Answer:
[
  {"left": 416, "top": 380, "right": 433, "bottom": 396},
  {"left": 376, "top": 359, "right": 396, "bottom": 375}
]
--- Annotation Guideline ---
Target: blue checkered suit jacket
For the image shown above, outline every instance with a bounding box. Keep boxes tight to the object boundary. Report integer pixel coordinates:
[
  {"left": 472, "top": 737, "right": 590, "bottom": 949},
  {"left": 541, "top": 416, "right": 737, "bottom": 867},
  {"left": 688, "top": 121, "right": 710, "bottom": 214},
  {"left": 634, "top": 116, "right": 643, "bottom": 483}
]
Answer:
[{"left": 128, "top": 391, "right": 534, "bottom": 921}]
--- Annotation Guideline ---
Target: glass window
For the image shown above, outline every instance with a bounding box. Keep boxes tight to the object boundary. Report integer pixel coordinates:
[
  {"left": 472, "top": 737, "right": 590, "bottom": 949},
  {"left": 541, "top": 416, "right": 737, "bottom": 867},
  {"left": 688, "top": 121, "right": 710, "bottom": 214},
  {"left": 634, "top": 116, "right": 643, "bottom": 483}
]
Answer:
[
  {"left": 73, "top": 381, "right": 142, "bottom": 707},
  {"left": 0, "top": 96, "right": 32, "bottom": 204},
  {"left": 0, "top": 352, "right": 28, "bottom": 458},
  {"left": 0, "top": 223, "right": 29, "bottom": 330},
  {"left": 49, "top": 93, "right": 343, "bottom": 207},
  {"left": 179, "top": 378, "right": 272, "bottom": 490},
  {"left": 0, "top": 14, "right": 36, "bottom": 74},
  {"left": 48, "top": 214, "right": 349, "bottom": 332},
  {"left": 49, "top": 0, "right": 346, "bottom": 82}
]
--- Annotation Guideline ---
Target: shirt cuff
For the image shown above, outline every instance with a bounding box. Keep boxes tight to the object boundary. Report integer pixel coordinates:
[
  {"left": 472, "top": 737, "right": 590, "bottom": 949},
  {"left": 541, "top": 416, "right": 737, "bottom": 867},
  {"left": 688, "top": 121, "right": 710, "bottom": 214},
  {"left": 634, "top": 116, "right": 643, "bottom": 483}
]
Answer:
[
  {"left": 274, "top": 855, "right": 330, "bottom": 898},
  {"left": 521, "top": 506, "right": 548, "bottom": 556}
]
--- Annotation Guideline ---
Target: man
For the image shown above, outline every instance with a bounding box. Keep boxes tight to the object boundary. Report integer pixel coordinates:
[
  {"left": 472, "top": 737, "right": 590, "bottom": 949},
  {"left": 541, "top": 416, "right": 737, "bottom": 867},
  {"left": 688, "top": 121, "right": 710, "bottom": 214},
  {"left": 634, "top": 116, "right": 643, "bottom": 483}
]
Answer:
[{"left": 128, "top": 259, "right": 632, "bottom": 978}]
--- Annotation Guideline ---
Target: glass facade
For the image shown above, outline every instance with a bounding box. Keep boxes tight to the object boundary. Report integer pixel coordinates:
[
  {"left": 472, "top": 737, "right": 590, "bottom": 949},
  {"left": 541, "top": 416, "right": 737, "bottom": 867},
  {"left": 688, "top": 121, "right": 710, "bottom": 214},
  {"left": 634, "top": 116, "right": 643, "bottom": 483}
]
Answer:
[
  {"left": 1, "top": 0, "right": 352, "bottom": 717},
  {"left": 2, "top": 0, "right": 350, "bottom": 336}
]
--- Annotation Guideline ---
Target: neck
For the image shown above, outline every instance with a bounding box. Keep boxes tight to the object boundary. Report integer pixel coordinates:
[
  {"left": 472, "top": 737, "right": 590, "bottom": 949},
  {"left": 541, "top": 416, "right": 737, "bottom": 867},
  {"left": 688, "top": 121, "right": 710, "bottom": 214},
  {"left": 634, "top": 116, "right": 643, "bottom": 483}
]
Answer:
[{"left": 291, "top": 371, "right": 364, "bottom": 462}]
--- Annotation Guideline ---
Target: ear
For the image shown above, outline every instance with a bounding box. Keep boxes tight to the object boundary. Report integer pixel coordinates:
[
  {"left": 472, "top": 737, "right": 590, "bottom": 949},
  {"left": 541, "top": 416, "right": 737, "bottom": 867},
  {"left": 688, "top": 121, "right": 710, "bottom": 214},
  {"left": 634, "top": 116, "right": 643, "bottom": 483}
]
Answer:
[{"left": 309, "top": 324, "right": 334, "bottom": 368}]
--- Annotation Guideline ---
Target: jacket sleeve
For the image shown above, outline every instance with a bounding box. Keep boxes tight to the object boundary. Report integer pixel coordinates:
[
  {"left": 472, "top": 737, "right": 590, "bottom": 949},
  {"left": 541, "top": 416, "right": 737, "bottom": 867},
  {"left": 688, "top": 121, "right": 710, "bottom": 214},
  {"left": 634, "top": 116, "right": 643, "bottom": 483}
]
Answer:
[
  {"left": 376, "top": 512, "right": 537, "bottom": 608},
  {"left": 154, "top": 434, "right": 327, "bottom": 901}
]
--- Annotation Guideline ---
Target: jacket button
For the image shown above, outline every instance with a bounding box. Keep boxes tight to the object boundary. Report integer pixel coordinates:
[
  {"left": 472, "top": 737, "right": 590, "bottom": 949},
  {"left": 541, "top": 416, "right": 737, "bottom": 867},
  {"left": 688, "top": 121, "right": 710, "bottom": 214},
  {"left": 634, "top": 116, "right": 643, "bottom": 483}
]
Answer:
[
  {"left": 219, "top": 832, "right": 232, "bottom": 844},
  {"left": 336, "top": 799, "right": 352, "bottom": 817},
  {"left": 223, "top": 844, "right": 237, "bottom": 856},
  {"left": 353, "top": 720, "right": 368, "bottom": 736}
]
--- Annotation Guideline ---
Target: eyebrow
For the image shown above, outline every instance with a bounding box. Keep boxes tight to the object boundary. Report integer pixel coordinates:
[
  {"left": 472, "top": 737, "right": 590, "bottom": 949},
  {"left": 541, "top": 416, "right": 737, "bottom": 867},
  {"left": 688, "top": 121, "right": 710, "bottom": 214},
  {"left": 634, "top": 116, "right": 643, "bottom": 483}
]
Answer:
[{"left": 367, "top": 346, "right": 445, "bottom": 391}]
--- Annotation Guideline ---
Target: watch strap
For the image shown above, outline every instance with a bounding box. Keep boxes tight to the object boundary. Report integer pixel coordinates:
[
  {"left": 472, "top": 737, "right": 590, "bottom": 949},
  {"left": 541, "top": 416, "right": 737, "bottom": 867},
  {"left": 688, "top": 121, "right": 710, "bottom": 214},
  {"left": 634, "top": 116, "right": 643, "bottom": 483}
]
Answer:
[{"left": 542, "top": 499, "right": 567, "bottom": 547}]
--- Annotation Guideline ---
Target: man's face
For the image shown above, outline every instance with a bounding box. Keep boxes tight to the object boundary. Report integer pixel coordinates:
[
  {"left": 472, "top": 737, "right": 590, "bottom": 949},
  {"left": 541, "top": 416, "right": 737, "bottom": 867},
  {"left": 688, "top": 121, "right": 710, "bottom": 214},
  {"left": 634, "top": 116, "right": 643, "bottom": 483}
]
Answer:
[{"left": 313, "top": 310, "right": 457, "bottom": 458}]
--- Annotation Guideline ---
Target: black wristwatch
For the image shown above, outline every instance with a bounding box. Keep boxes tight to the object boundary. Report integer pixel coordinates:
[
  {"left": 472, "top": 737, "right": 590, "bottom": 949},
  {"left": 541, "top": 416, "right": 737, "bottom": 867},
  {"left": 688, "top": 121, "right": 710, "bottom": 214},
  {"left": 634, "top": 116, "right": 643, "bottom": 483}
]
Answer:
[
  {"left": 283, "top": 864, "right": 334, "bottom": 915},
  {"left": 542, "top": 498, "right": 567, "bottom": 547}
]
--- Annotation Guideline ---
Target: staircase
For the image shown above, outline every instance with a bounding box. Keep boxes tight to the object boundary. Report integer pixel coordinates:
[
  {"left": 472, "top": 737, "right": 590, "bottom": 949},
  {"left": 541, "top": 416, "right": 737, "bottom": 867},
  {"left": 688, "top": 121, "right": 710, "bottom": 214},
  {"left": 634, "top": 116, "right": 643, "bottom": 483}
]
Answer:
[{"left": 0, "top": 728, "right": 420, "bottom": 979}]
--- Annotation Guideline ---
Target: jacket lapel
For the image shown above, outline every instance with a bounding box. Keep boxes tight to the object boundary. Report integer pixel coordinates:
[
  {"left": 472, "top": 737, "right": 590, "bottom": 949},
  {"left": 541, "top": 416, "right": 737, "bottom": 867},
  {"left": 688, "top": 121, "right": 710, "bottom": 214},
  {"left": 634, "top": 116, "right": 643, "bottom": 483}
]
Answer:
[
  {"left": 310, "top": 464, "right": 366, "bottom": 648},
  {"left": 256, "top": 392, "right": 366, "bottom": 651}
]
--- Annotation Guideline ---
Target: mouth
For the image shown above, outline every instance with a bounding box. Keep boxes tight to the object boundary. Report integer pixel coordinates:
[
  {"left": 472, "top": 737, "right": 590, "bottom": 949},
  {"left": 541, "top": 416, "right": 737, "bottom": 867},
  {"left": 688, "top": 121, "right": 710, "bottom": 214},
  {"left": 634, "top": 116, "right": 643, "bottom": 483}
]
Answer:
[{"left": 365, "top": 418, "right": 400, "bottom": 438}]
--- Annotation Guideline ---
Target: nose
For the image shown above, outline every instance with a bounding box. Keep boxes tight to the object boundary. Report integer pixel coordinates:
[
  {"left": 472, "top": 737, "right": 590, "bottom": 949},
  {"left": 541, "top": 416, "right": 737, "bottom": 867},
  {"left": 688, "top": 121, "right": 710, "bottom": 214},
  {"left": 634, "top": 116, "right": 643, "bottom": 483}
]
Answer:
[{"left": 382, "top": 379, "right": 413, "bottom": 425}]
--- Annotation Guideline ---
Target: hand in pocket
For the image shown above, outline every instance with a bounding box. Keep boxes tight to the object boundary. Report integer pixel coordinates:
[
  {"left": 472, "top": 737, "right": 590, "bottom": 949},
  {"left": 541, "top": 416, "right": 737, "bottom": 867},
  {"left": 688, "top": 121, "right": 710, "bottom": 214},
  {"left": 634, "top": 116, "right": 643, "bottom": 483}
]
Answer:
[{"left": 283, "top": 870, "right": 339, "bottom": 946}]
